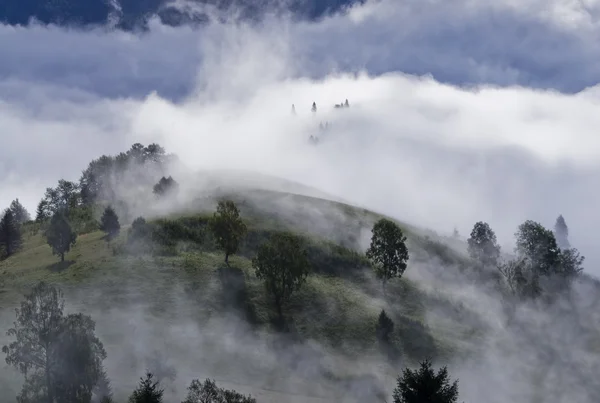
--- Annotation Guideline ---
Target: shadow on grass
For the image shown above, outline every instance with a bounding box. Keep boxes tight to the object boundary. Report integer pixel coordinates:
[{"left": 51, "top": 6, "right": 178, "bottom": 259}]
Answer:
[
  {"left": 217, "top": 264, "right": 259, "bottom": 325},
  {"left": 47, "top": 260, "right": 75, "bottom": 273}
]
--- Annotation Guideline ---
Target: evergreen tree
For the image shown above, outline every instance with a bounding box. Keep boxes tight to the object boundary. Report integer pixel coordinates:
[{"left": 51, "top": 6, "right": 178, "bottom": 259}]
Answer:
[
  {"left": 99, "top": 206, "right": 121, "bottom": 241},
  {"left": 9, "top": 199, "right": 31, "bottom": 224},
  {"left": 392, "top": 360, "right": 459, "bottom": 403},
  {"left": 0, "top": 209, "right": 22, "bottom": 258},
  {"left": 209, "top": 200, "right": 247, "bottom": 264},
  {"left": 311, "top": 102, "right": 317, "bottom": 113},
  {"left": 128, "top": 372, "right": 164, "bottom": 403},
  {"left": 467, "top": 221, "right": 501, "bottom": 268},
  {"left": 46, "top": 212, "right": 77, "bottom": 262},
  {"left": 376, "top": 309, "right": 394, "bottom": 343},
  {"left": 366, "top": 219, "right": 409, "bottom": 288},
  {"left": 182, "top": 378, "right": 256, "bottom": 403},
  {"left": 554, "top": 214, "right": 570, "bottom": 249}
]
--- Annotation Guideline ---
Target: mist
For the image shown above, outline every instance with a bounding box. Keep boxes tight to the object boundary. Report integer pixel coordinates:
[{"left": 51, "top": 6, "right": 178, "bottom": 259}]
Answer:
[{"left": 1, "top": 0, "right": 600, "bottom": 401}]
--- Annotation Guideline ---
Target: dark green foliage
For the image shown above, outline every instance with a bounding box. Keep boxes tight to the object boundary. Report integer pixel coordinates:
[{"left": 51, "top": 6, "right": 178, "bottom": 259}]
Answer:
[
  {"left": 46, "top": 212, "right": 77, "bottom": 262},
  {"left": 515, "top": 220, "right": 560, "bottom": 276},
  {"left": 376, "top": 309, "right": 394, "bottom": 343},
  {"left": 210, "top": 200, "right": 247, "bottom": 264},
  {"left": 36, "top": 199, "right": 50, "bottom": 222},
  {"left": 253, "top": 232, "right": 311, "bottom": 318},
  {"left": 554, "top": 214, "right": 570, "bottom": 249},
  {"left": 9, "top": 199, "right": 31, "bottom": 224},
  {"left": 366, "top": 219, "right": 409, "bottom": 286},
  {"left": 38, "top": 179, "right": 81, "bottom": 218},
  {"left": 0, "top": 209, "right": 22, "bottom": 258},
  {"left": 153, "top": 176, "right": 179, "bottom": 197},
  {"left": 99, "top": 206, "right": 121, "bottom": 240},
  {"left": 467, "top": 221, "right": 500, "bottom": 268},
  {"left": 128, "top": 372, "right": 164, "bottom": 403},
  {"left": 182, "top": 378, "right": 257, "bottom": 403},
  {"left": 2, "top": 282, "right": 107, "bottom": 403},
  {"left": 392, "top": 360, "right": 459, "bottom": 403},
  {"left": 127, "top": 217, "right": 153, "bottom": 253}
]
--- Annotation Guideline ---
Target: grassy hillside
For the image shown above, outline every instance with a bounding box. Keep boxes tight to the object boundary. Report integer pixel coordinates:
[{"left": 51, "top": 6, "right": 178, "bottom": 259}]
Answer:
[{"left": 0, "top": 189, "right": 483, "bottom": 402}]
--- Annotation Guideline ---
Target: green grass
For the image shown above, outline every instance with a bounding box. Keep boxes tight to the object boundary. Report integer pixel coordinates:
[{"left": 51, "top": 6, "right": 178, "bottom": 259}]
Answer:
[{"left": 0, "top": 193, "right": 481, "bottom": 366}]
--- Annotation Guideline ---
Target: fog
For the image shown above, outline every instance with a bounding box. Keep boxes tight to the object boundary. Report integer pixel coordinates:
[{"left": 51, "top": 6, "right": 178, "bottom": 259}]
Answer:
[{"left": 1, "top": 0, "right": 600, "bottom": 401}]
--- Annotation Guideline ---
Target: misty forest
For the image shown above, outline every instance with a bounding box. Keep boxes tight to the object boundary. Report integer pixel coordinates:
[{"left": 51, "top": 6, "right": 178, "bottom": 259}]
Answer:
[
  {"left": 3, "top": 0, "right": 600, "bottom": 402},
  {"left": 0, "top": 141, "right": 596, "bottom": 403}
]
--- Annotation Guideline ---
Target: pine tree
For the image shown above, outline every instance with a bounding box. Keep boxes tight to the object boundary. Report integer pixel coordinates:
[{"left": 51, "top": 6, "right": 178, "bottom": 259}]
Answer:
[
  {"left": 128, "top": 372, "right": 164, "bottom": 403},
  {"left": 0, "top": 209, "right": 22, "bottom": 258},
  {"left": 376, "top": 309, "right": 394, "bottom": 343},
  {"left": 393, "top": 360, "right": 459, "bottom": 403},
  {"left": 99, "top": 206, "right": 121, "bottom": 241},
  {"left": 554, "top": 214, "right": 570, "bottom": 249}
]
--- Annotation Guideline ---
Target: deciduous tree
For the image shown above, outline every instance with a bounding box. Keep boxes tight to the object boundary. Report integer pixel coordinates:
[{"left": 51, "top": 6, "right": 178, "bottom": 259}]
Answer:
[
  {"left": 252, "top": 232, "right": 310, "bottom": 319},
  {"left": 366, "top": 219, "right": 409, "bottom": 288},
  {"left": 182, "top": 378, "right": 256, "bottom": 403},
  {"left": 209, "top": 200, "right": 247, "bottom": 265},
  {"left": 467, "top": 221, "right": 500, "bottom": 268},
  {"left": 9, "top": 199, "right": 31, "bottom": 224},
  {"left": 46, "top": 212, "right": 77, "bottom": 262}
]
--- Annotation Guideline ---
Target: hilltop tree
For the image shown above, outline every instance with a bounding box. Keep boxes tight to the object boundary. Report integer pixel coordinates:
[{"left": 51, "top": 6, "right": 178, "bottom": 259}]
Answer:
[
  {"left": 366, "top": 219, "right": 409, "bottom": 288},
  {"left": 152, "top": 176, "right": 179, "bottom": 197},
  {"left": 128, "top": 372, "right": 164, "bottom": 403},
  {"left": 252, "top": 232, "right": 311, "bottom": 319},
  {"left": 392, "top": 360, "right": 459, "bottom": 403},
  {"left": 515, "top": 220, "right": 560, "bottom": 276},
  {"left": 2, "top": 282, "right": 107, "bottom": 403},
  {"left": 467, "top": 221, "right": 501, "bottom": 268},
  {"left": 182, "top": 379, "right": 256, "bottom": 403},
  {"left": 0, "top": 209, "right": 22, "bottom": 258},
  {"left": 9, "top": 199, "right": 31, "bottom": 224},
  {"left": 99, "top": 206, "right": 121, "bottom": 241},
  {"left": 554, "top": 214, "right": 570, "bottom": 249},
  {"left": 209, "top": 200, "right": 247, "bottom": 265},
  {"left": 46, "top": 212, "right": 77, "bottom": 262}
]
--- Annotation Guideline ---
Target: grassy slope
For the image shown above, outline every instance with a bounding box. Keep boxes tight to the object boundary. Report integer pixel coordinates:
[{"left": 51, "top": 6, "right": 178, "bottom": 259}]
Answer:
[{"left": 0, "top": 190, "right": 479, "bottom": 400}]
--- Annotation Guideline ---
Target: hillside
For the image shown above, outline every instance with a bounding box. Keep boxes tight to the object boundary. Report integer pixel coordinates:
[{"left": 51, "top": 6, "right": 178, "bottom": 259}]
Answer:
[{"left": 0, "top": 187, "right": 482, "bottom": 402}]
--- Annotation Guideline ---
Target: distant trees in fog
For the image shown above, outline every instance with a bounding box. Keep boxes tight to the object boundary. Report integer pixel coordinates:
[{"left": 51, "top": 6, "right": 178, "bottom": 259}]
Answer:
[
  {"left": 153, "top": 176, "right": 179, "bottom": 198},
  {"left": 554, "top": 214, "right": 570, "bottom": 249},
  {"left": 393, "top": 360, "right": 459, "bottom": 403},
  {"left": 182, "top": 378, "right": 256, "bottom": 403},
  {"left": 253, "top": 232, "right": 311, "bottom": 319},
  {"left": 209, "top": 200, "right": 247, "bottom": 265},
  {"left": 366, "top": 218, "right": 410, "bottom": 289},
  {"left": 2, "top": 282, "right": 109, "bottom": 403},
  {"left": 467, "top": 221, "right": 500, "bottom": 269}
]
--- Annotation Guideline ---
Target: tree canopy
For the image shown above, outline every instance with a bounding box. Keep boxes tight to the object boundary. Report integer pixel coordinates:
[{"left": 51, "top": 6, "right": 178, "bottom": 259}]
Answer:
[
  {"left": 366, "top": 219, "right": 409, "bottom": 287},
  {"left": 128, "top": 372, "right": 164, "bottom": 403},
  {"left": 467, "top": 221, "right": 500, "bottom": 268},
  {"left": 392, "top": 360, "right": 459, "bottom": 403},
  {"left": 99, "top": 206, "right": 121, "bottom": 241},
  {"left": 9, "top": 199, "right": 31, "bottom": 224},
  {"left": 182, "top": 379, "right": 256, "bottom": 403},
  {"left": 46, "top": 212, "right": 77, "bottom": 262},
  {"left": 0, "top": 208, "right": 22, "bottom": 258},
  {"left": 209, "top": 200, "right": 247, "bottom": 264},
  {"left": 2, "top": 282, "right": 107, "bottom": 403},
  {"left": 252, "top": 232, "right": 311, "bottom": 319}
]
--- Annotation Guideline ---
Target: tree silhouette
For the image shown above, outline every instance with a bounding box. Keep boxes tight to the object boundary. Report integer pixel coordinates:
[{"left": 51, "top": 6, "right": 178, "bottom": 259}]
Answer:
[
  {"left": 253, "top": 232, "right": 311, "bottom": 319},
  {"left": 99, "top": 206, "right": 121, "bottom": 241},
  {"left": 182, "top": 378, "right": 256, "bottom": 403},
  {"left": 128, "top": 372, "right": 164, "bottom": 403},
  {"left": 209, "top": 200, "right": 247, "bottom": 265},
  {"left": 0, "top": 209, "right": 22, "bottom": 258},
  {"left": 392, "top": 360, "right": 459, "bottom": 403},
  {"left": 366, "top": 219, "right": 409, "bottom": 289},
  {"left": 46, "top": 212, "right": 77, "bottom": 262},
  {"left": 467, "top": 221, "right": 501, "bottom": 269},
  {"left": 554, "top": 215, "right": 570, "bottom": 249}
]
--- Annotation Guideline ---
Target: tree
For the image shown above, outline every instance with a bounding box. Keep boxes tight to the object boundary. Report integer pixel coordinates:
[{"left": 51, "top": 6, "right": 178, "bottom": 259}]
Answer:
[
  {"left": 467, "top": 221, "right": 501, "bottom": 268},
  {"left": 554, "top": 215, "right": 570, "bottom": 249},
  {"left": 376, "top": 309, "right": 394, "bottom": 344},
  {"left": 515, "top": 220, "right": 560, "bottom": 276},
  {"left": 152, "top": 176, "right": 179, "bottom": 197},
  {"left": 2, "top": 282, "right": 107, "bottom": 403},
  {"left": 209, "top": 200, "right": 247, "bottom": 264},
  {"left": 311, "top": 102, "right": 317, "bottom": 113},
  {"left": 182, "top": 378, "right": 256, "bottom": 403},
  {"left": 392, "top": 360, "right": 459, "bottom": 403},
  {"left": 36, "top": 199, "right": 50, "bottom": 222},
  {"left": 9, "top": 199, "right": 31, "bottom": 224},
  {"left": 366, "top": 219, "right": 409, "bottom": 288},
  {"left": 99, "top": 206, "right": 120, "bottom": 241},
  {"left": 46, "top": 212, "right": 77, "bottom": 262},
  {"left": 252, "top": 232, "right": 311, "bottom": 319},
  {"left": 128, "top": 372, "right": 164, "bottom": 403},
  {"left": 0, "top": 209, "right": 22, "bottom": 258}
]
